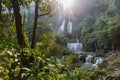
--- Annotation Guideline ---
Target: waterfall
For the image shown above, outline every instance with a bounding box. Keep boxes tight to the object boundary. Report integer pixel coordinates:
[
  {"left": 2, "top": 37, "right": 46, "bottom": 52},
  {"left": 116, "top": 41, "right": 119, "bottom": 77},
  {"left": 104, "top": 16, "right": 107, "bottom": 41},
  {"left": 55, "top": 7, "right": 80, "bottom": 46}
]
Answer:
[
  {"left": 85, "top": 55, "right": 93, "bottom": 63},
  {"left": 84, "top": 55, "right": 93, "bottom": 66},
  {"left": 67, "top": 43, "right": 82, "bottom": 54},
  {"left": 58, "top": 20, "right": 65, "bottom": 32},
  {"left": 84, "top": 55, "right": 103, "bottom": 67},
  {"left": 58, "top": 20, "right": 72, "bottom": 34},
  {"left": 67, "top": 36, "right": 82, "bottom": 54},
  {"left": 93, "top": 58, "right": 103, "bottom": 67},
  {"left": 57, "top": 4, "right": 82, "bottom": 54}
]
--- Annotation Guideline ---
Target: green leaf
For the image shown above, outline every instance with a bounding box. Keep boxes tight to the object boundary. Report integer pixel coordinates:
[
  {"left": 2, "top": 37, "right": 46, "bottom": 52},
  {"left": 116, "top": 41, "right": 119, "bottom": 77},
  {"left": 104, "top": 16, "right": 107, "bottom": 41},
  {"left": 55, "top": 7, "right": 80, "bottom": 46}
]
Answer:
[{"left": 65, "top": 54, "right": 73, "bottom": 66}]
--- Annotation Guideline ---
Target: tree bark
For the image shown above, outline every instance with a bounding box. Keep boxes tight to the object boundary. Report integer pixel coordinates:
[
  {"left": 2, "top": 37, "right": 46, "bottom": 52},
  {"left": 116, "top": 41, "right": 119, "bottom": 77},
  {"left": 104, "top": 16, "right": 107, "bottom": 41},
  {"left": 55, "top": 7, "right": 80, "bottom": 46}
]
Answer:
[
  {"left": 31, "top": 0, "right": 39, "bottom": 48},
  {"left": 31, "top": 0, "right": 52, "bottom": 48},
  {"left": 0, "top": 0, "right": 2, "bottom": 21},
  {"left": 11, "top": 0, "right": 26, "bottom": 47}
]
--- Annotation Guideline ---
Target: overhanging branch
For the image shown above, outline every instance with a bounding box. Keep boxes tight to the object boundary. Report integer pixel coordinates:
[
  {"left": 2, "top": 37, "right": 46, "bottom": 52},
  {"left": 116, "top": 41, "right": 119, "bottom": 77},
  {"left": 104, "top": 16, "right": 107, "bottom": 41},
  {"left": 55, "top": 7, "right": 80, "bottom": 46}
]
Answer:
[{"left": 38, "top": 10, "right": 51, "bottom": 17}]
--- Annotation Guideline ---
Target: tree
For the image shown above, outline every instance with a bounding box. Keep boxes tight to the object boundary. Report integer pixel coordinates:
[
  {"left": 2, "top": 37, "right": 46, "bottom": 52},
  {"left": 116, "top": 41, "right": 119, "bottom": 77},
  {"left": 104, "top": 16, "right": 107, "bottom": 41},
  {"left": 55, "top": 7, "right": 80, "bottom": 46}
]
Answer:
[
  {"left": 0, "top": 0, "right": 32, "bottom": 47},
  {"left": 0, "top": 0, "right": 2, "bottom": 20},
  {"left": 11, "top": 0, "right": 26, "bottom": 47},
  {"left": 31, "top": 0, "right": 39, "bottom": 49},
  {"left": 31, "top": 0, "right": 55, "bottom": 48}
]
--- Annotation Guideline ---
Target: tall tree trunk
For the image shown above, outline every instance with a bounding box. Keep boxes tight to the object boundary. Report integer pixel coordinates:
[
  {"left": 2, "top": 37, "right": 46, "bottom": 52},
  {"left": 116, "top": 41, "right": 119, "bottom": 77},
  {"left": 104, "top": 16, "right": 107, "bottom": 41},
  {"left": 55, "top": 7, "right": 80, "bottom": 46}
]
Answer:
[
  {"left": 31, "top": 0, "right": 39, "bottom": 48},
  {"left": 11, "top": 0, "right": 26, "bottom": 47},
  {"left": 0, "top": 0, "right": 2, "bottom": 21}
]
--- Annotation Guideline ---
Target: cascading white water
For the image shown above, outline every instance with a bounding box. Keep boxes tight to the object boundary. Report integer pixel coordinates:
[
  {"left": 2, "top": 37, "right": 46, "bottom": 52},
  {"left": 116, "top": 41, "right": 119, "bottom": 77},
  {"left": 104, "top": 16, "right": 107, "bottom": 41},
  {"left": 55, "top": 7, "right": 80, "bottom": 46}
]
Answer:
[
  {"left": 67, "top": 36, "right": 83, "bottom": 54},
  {"left": 67, "top": 43, "right": 82, "bottom": 54},
  {"left": 58, "top": 20, "right": 72, "bottom": 34},
  {"left": 57, "top": 4, "right": 82, "bottom": 54},
  {"left": 86, "top": 55, "right": 93, "bottom": 63},
  {"left": 93, "top": 58, "right": 103, "bottom": 67},
  {"left": 58, "top": 20, "right": 82, "bottom": 53},
  {"left": 58, "top": 20, "right": 65, "bottom": 32},
  {"left": 84, "top": 55, "right": 93, "bottom": 66},
  {"left": 84, "top": 55, "right": 103, "bottom": 67}
]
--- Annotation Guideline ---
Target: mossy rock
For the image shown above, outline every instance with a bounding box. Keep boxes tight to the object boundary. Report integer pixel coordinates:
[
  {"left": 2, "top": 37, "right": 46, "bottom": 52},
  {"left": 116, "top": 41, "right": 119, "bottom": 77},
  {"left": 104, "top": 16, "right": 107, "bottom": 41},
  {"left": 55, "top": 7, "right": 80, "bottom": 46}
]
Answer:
[{"left": 79, "top": 55, "right": 86, "bottom": 62}]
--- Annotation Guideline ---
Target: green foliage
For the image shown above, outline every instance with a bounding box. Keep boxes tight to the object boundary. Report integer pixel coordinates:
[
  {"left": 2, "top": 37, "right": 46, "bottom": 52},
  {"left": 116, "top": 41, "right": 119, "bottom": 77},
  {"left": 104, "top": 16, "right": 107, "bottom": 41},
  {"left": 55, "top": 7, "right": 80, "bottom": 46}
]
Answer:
[
  {"left": 79, "top": 0, "right": 120, "bottom": 51},
  {"left": 110, "top": 25, "right": 120, "bottom": 50},
  {"left": 25, "top": 19, "right": 54, "bottom": 42},
  {"left": 65, "top": 54, "right": 73, "bottom": 66},
  {"left": 0, "top": 46, "right": 91, "bottom": 80},
  {"left": 2, "top": 0, "right": 32, "bottom": 11},
  {"left": 56, "top": 33, "right": 70, "bottom": 45},
  {"left": 106, "top": 5, "right": 117, "bottom": 17},
  {"left": 38, "top": 32, "right": 59, "bottom": 57},
  {"left": 37, "top": 20, "right": 53, "bottom": 39}
]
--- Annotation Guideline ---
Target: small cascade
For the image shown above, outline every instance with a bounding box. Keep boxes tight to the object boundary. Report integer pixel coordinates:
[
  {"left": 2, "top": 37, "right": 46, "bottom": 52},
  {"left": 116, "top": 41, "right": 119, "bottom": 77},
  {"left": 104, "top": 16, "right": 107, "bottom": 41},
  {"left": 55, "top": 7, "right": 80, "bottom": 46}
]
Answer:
[
  {"left": 67, "top": 43, "right": 82, "bottom": 54},
  {"left": 85, "top": 55, "right": 93, "bottom": 63},
  {"left": 84, "top": 55, "right": 103, "bottom": 67},
  {"left": 67, "top": 36, "right": 83, "bottom": 54},
  {"left": 84, "top": 55, "right": 93, "bottom": 66},
  {"left": 93, "top": 58, "right": 103, "bottom": 67}
]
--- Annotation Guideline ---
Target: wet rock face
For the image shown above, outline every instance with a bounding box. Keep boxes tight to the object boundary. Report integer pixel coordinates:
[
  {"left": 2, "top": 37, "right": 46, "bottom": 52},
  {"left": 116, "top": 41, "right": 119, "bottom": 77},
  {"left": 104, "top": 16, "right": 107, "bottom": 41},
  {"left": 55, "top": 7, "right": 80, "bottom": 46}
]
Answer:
[
  {"left": 72, "top": 54, "right": 86, "bottom": 63},
  {"left": 73, "top": 57, "right": 79, "bottom": 63},
  {"left": 79, "top": 55, "right": 86, "bottom": 62},
  {"left": 91, "top": 57, "right": 95, "bottom": 64}
]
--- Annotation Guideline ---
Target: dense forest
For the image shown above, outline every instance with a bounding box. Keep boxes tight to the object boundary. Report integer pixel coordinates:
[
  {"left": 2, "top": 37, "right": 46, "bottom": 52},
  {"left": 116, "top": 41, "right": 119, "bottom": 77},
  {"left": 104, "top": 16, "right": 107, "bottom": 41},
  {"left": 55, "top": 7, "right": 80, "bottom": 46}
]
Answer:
[{"left": 0, "top": 0, "right": 120, "bottom": 80}]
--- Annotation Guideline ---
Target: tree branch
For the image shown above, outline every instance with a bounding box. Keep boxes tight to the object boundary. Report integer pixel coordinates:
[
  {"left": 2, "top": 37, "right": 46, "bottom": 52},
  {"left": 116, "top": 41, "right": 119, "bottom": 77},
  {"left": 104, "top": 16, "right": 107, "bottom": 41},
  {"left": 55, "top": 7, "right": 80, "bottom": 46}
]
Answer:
[{"left": 38, "top": 10, "right": 51, "bottom": 17}]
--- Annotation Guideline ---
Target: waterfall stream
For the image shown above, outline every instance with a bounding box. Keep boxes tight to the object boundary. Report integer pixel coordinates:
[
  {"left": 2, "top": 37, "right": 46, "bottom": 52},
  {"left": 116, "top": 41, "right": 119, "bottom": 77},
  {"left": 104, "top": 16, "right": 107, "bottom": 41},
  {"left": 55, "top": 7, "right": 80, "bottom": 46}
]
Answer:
[
  {"left": 84, "top": 55, "right": 103, "bottom": 67},
  {"left": 57, "top": 4, "right": 83, "bottom": 54},
  {"left": 58, "top": 19, "right": 82, "bottom": 54},
  {"left": 67, "top": 43, "right": 82, "bottom": 54},
  {"left": 93, "top": 58, "right": 103, "bottom": 67},
  {"left": 58, "top": 20, "right": 72, "bottom": 34},
  {"left": 59, "top": 20, "right": 65, "bottom": 32},
  {"left": 56, "top": 3, "right": 104, "bottom": 68}
]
